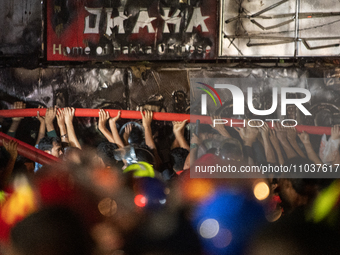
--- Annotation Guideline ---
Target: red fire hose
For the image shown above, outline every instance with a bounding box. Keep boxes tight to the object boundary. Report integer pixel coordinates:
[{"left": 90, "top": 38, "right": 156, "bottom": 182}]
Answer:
[
  {"left": 0, "top": 108, "right": 332, "bottom": 135},
  {"left": 0, "top": 132, "right": 60, "bottom": 165}
]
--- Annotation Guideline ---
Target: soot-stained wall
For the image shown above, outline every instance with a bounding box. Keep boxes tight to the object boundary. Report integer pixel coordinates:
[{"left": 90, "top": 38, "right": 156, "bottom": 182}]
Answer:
[
  {"left": 0, "top": 66, "right": 339, "bottom": 148},
  {"left": 0, "top": 66, "right": 339, "bottom": 124},
  {"left": 0, "top": 0, "right": 42, "bottom": 56}
]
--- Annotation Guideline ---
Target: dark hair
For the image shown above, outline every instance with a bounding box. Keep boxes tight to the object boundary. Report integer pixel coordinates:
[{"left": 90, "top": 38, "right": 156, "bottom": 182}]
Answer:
[
  {"left": 11, "top": 206, "right": 94, "bottom": 255},
  {"left": 199, "top": 124, "right": 216, "bottom": 134},
  {"left": 96, "top": 142, "right": 119, "bottom": 167},
  {"left": 284, "top": 157, "right": 333, "bottom": 196},
  {"left": 135, "top": 144, "right": 155, "bottom": 165},
  {"left": 38, "top": 137, "right": 61, "bottom": 152},
  {"left": 128, "top": 126, "right": 144, "bottom": 145},
  {"left": 218, "top": 142, "right": 243, "bottom": 161},
  {"left": 170, "top": 147, "right": 189, "bottom": 171}
]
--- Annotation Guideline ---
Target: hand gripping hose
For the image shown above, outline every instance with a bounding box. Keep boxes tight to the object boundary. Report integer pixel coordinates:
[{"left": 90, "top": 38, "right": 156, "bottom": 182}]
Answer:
[
  {"left": 0, "top": 132, "right": 60, "bottom": 165},
  {"left": 0, "top": 108, "right": 332, "bottom": 135}
]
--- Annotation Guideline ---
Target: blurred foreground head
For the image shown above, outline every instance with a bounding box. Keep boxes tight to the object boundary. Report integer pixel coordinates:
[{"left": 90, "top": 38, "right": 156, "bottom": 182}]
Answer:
[
  {"left": 0, "top": 147, "right": 170, "bottom": 255},
  {"left": 10, "top": 207, "right": 94, "bottom": 255}
]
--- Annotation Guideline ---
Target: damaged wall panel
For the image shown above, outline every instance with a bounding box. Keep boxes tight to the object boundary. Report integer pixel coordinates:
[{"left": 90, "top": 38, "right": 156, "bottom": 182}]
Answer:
[
  {"left": 0, "top": 66, "right": 192, "bottom": 146},
  {"left": 1, "top": 66, "right": 340, "bottom": 128},
  {"left": 0, "top": 67, "right": 127, "bottom": 110},
  {"left": 0, "top": 0, "right": 42, "bottom": 56},
  {"left": 0, "top": 67, "right": 191, "bottom": 114},
  {"left": 220, "top": 0, "right": 340, "bottom": 57},
  {"left": 128, "top": 68, "right": 190, "bottom": 113}
]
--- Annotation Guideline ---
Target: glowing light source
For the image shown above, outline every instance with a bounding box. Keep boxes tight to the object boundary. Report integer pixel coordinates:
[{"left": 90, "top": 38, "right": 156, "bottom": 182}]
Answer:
[
  {"left": 253, "top": 181, "right": 270, "bottom": 201},
  {"left": 310, "top": 180, "right": 340, "bottom": 222},
  {"left": 184, "top": 179, "right": 214, "bottom": 202},
  {"left": 0, "top": 191, "right": 5, "bottom": 205},
  {"left": 199, "top": 219, "right": 219, "bottom": 239},
  {"left": 1, "top": 176, "right": 37, "bottom": 225},
  {"left": 134, "top": 194, "right": 147, "bottom": 207}
]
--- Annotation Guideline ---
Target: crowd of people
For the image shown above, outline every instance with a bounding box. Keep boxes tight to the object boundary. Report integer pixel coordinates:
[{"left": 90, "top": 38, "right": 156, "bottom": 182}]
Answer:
[{"left": 0, "top": 101, "right": 340, "bottom": 255}]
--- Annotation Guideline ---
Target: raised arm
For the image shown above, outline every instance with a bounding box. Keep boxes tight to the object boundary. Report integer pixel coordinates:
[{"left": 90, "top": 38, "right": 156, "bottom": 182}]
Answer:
[
  {"left": 172, "top": 120, "right": 189, "bottom": 151},
  {"left": 64, "top": 107, "right": 81, "bottom": 149},
  {"left": 35, "top": 106, "right": 46, "bottom": 145},
  {"left": 298, "top": 131, "right": 322, "bottom": 165},
  {"left": 274, "top": 122, "right": 298, "bottom": 159},
  {"left": 234, "top": 120, "right": 259, "bottom": 147},
  {"left": 0, "top": 140, "right": 18, "bottom": 190},
  {"left": 259, "top": 122, "right": 277, "bottom": 164},
  {"left": 56, "top": 108, "right": 69, "bottom": 144},
  {"left": 45, "top": 106, "right": 58, "bottom": 137},
  {"left": 210, "top": 115, "right": 232, "bottom": 138},
  {"left": 190, "top": 133, "right": 202, "bottom": 166},
  {"left": 108, "top": 111, "right": 125, "bottom": 148},
  {"left": 234, "top": 120, "right": 259, "bottom": 165},
  {"left": 122, "top": 123, "right": 132, "bottom": 146},
  {"left": 330, "top": 125, "right": 340, "bottom": 142},
  {"left": 286, "top": 126, "right": 306, "bottom": 158},
  {"left": 141, "top": 110, "right": 161, "bottom": 168},
  {"left": 98, "top": 109, "right": 115, "bottom": 143},
  {"left": 269, "top": 129, "right": 285, "bottom": 165},
  {"left": 141, "top": 110, "right": 156, "bottom": 150},
  {"left": 7, "top": 101, "right": 26, "bottom": 137}
]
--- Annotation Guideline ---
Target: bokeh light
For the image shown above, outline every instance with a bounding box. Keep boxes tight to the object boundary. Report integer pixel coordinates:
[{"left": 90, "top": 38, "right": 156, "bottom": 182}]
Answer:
[
  {"left": 253, "top": 181, "right": 270, "bottom": 201},
  {"left": 212, "top": 228, "right": 233, "bottom": 248},
  {"left": 98, "top": 198, "right": 118, "bottom": 216},
  {"left": 184, "top": 179, "right": 214, "bottom": 202},
  {"left": 134, "top": 194, "right": 147, "bottom": 207},
  {"left": 0, "top": 191, "right": 6, "bottom": 205},
  {"left": 199, "top": 219, "right": 219, "bottom": 239},
  {"left": 1, "top": 175, "right": 37, "bottom": 225}
]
